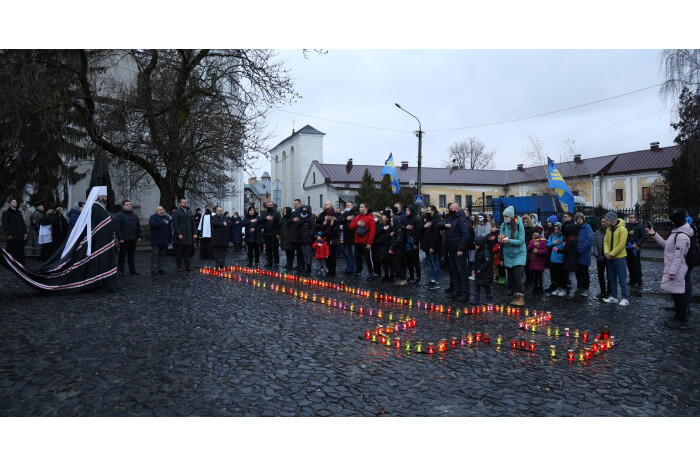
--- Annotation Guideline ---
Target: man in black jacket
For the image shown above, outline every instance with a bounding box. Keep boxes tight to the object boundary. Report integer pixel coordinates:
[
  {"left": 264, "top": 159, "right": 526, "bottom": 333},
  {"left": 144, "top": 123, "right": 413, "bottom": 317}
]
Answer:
[
  {"left": 2, "top": 199, "right": 27, "bottom": 265},
  {"left": 404, "top": 205, "right": 422, "bottom": 283},
  {"left": 340, "top": 201, "right": 357, "bottom": 275},
  {"left": 172, "top": 198, "right": 198, "bottom": 272},
  {"left": 260, "top": 201, "right": 282, "bottom": 268},
  {"left": 211, "top": 206, "right": 230, "bottom": 268},
  {"left": 114, "top": 200, "right": 143, "bottom": 275},
  {"left": 421, "top": 205, "right": 442, "bottom": 290},
  {"left": 625, "top": 212, "right": 645, "bottom": 287}
]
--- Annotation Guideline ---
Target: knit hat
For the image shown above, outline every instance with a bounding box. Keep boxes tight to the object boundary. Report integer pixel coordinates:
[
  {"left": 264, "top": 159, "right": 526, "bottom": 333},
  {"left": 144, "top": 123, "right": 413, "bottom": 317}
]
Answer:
[
  {"left": 574, "top": 212, "right": 585, "bottom": 221},
  {"left": 547, "top": 215, "right": 559, "bottom": 224},
  {"left": 503, "top": 206, "right": 515, "bottom": 218},
  {"left": 604, "top": 211, "right": 618, "bottom": 223},
  {"left": 325, "top": 208, "right": 335, "bottom": 217},
  {"left": 554, "top": 222, "right": 562, "bottom": 230},
  {"left": 669, "top": 209, "right": 686, "bottom": 228},
  {"left": 533, "top": 225, "right": 543, "bottom": 234}
]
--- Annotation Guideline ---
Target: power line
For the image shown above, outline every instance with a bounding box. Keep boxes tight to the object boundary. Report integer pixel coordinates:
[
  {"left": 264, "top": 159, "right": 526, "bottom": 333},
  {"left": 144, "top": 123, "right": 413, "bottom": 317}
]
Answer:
[{"left": 272, "top": 83, "right": 664, "bottom": 133}]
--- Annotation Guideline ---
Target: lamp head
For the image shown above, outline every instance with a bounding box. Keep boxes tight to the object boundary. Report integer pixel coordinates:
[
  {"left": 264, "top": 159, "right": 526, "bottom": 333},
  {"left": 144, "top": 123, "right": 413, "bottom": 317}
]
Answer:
[{"left": 395, "top": 103, "right": 401, "bottom": 108}]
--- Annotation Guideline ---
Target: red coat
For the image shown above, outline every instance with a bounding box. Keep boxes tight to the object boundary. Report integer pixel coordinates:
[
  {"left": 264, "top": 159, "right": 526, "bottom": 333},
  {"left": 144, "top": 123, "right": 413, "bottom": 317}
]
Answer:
[
  {"left": 527, "top": 237, "right": 549, "bottom": 271},
  {"left": 349, "top": 213, "right": 376, "bottom": 244},
  {"left": 313, "top": 240, "right": 330, "bottom": 259}
]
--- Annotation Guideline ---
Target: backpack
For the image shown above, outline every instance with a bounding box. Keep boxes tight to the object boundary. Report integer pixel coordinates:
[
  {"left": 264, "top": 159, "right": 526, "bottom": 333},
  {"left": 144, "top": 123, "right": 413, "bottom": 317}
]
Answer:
[{"left": 675, "top": 232, "right": 700, "bottom": 269}]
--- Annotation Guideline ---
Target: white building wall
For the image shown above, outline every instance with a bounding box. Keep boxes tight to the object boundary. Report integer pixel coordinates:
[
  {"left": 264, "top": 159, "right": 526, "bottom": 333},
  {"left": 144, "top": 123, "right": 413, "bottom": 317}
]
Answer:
[{"left": 270, "top": 131, "right": 324, "bottom": 209}]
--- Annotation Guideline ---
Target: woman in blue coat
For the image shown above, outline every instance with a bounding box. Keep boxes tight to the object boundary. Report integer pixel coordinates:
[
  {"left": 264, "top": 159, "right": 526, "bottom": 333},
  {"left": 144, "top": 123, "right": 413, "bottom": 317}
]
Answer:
[
  {"left": 499, "top": 205, "right": 527, "bottom": 306},
  {"left": 574, "top": 212, "right": 594, "bottom": 297},
  {"left": 229, "top": 212, "right": 243, "bottom": 251}
]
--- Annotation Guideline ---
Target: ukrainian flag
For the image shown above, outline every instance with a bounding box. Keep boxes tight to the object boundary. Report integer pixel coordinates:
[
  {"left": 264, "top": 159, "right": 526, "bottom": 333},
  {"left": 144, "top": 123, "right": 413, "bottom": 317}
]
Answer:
[
  {"left": 548, "top": 158, "right": 575, "bottom": 213},
  {"left": 381, "top": 153, "right": 400, "bottom": 194}
]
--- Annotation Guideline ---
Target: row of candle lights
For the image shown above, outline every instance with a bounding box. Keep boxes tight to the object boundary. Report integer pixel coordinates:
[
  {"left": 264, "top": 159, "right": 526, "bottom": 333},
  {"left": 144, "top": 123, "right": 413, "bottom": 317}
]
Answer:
[{"left": 201, "top": 267, "right": 616, "bottom": 364}]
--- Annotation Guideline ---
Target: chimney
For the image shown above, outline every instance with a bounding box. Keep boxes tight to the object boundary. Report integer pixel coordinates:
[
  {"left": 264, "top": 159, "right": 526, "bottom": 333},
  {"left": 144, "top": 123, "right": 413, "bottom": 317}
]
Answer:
[
  {"left": 346, "top": 158, "right": 353, "bottom": 172},
  {"left": 401, "top": 161, "right": 409, "bottom": 170},
  {"left": 574, "top": 154, "right": 582, "bottom": 163},
  {"left": 248, "top": 177, "right": 257, "bottom": 185},
  {"left": 517, "top": 163, "right": 524, "bottom": 171},
  {"left": 451, "top": 158, "right": 463, "bottom": 170},
  {"left": 650, "top": 142, "right": 660, "bottom": 151}
]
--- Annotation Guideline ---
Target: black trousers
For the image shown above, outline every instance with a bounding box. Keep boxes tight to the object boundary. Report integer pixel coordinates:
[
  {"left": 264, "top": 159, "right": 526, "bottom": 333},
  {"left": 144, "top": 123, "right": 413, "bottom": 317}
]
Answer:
[
  {"left": 213, "top": 245, "right": 227, "bottom": 267},
  {"left": 175, "top": 244, "right": 192, "bottom": 268},
  {"left": 291, "top": 242, "right": 304, "bottom": 268},
  {"left": 326, "top": 244, "right": 337, "bottom": 275},
  {"left": 406, "top": 247, "right": 421, "bottom": 279},
  {"left": 532, "top": 270, "right": 543, "bottom": 290},
  {"left": 596, "top": 258, "right": 611, "bottom": 296},
  {"left": 354, "top": 243, "right": 374, "bottom": 274},
  {"left": 626, "top": 251, "right": 643, "bottom": 285},
  {"left": 6, "top": 239, "right": 25, "bottom": 265},
  {"left": 118, "top": 239, "right": 138, "bottom": 273},
  {"left": 247, "top": 243, "right": 260, "bottom": 265},
  {"left": 576, "top": 264, "right": 590, "bottom": 291},
  {"left": 390, "top": 253, "right": 406, "bottom": 279},
  {"left": 264, "top": 236, "right": 280, "bottom": 265},
  {"left": 284, "top": 249, "right": 295, "bottom": 268},
  {"left": 371, "top": 243, "right": 383, "bottom": 275}
]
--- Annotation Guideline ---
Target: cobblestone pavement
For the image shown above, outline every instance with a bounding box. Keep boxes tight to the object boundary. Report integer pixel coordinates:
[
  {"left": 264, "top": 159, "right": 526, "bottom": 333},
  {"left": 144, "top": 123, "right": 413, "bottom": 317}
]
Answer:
[{"left": 1, "top": 249, "right": 698, "bottom": 416}]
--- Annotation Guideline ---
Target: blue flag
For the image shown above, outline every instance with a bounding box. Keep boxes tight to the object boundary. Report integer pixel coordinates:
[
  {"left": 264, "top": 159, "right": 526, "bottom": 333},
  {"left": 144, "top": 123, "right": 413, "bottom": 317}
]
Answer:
[
  {"left": 381, "top": 153, "right": 400, "bottom": 194},
  {"left": 548, "top": 158, "right": 575, "bottom": 213}
]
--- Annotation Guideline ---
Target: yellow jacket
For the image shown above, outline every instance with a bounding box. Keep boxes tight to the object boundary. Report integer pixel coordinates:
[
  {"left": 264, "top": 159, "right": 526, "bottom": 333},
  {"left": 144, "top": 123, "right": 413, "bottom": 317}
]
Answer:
[{"left": 603, "top": 218, "right": 628, "bottom": 259}]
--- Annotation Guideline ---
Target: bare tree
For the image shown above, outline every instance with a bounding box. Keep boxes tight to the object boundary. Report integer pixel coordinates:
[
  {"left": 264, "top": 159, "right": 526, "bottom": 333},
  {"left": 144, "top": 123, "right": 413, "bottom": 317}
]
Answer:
[
  {"left": 659, "top": 49, "right": 700, "bottom": 103},
  {"left": 522, "top": 132, "right": 550, "bottom": 167},
  {"left": 445, "top": 137, "right": 495, "bottom": 170},
  {"left": 559, "top": 138, "right": 578, "bottom": 163}
]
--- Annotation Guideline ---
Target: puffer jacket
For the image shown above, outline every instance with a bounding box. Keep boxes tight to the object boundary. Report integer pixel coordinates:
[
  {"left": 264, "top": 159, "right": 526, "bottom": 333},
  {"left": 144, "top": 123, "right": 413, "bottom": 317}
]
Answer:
[
  {"left": 547, "top": 232, "right": 564, "bottom": 264},
  {"left": 388, "top": 216, "right": 406, "bottom": 255},
  {"left": 592, "top": 227, "right": 607, "bottom": 262},
  {"left": 528, "top": 237, "right": 549, "bottom": 272},
  {"left": 313, "top": 240, "right": 330, "bottom": 259},
  {"left": 421, "top": 211, "right": 443, "bottom": 253},
  {"left": 298, "top": 206, "right": 316, "bottom": 245},
  {"left": 604, "top": 218, "right": 628, "bottom": 259},
  {"left": 560, "top": 222, "right": 579, "bottom": 272},
  {"left": 438, "top": 210, "right": 470, "bottom": 253},
  {"left": 473, "top": 237, "right": 492, "bottom": 286},
  {"left": 651, "top": 222, "right": 693, "bottom": 294},
  {"left": 230, "top": 216, "right": 243, "bottom": 244},
  {"left": 576, "top": 222, "right": 594, "bottom": 266},
  {"left": 114, "top": 209, "right": 142, "bottom": 241},
  {"left": 499, "top": 217, "right": 526, "bottom": 267}
]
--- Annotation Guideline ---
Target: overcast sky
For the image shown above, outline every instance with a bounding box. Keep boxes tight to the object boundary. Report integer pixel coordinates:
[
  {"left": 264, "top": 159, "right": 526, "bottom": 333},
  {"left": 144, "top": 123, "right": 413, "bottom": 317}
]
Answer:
[{"left": 256, "top": 49, "right": 677, "bottom": 178}]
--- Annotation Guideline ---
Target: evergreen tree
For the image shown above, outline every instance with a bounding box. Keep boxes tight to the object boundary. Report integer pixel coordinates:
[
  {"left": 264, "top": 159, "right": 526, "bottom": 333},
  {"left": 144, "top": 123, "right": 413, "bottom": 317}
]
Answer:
[
  {"left": 664, "top": 88, "right": 700, "bottom": 209},
  {"left": 354, "top": 168, "right": 376, "bottom": 210}
]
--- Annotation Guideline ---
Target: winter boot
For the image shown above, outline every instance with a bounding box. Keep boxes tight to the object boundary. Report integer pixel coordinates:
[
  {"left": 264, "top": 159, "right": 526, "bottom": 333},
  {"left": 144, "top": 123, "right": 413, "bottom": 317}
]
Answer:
[
  {"left": 470, "top": 293, "right": 480, "bottom": 304},
  {"left": 485, "top": 294, "right": 494, "bottom": 304},
  {"left": 510, "top": 293, "right": 525, "bottom": 306}
]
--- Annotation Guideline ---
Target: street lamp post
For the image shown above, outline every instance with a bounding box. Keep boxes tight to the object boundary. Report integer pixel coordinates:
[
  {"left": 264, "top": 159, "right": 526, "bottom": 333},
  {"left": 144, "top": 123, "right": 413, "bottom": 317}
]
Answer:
[{"left": 395, "top": 103, "right": 423, "bottom": 199}]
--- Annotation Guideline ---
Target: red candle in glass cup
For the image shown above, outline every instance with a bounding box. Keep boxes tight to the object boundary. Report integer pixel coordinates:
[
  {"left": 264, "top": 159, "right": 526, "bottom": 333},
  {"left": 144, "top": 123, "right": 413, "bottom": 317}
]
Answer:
[{"left": 511, "top": 339, "right": 517, "bottom": 349}]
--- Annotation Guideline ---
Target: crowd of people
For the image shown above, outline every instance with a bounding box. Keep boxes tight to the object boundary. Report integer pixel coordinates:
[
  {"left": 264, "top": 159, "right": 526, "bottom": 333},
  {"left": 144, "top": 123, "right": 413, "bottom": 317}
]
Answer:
[{"left": 3, "top": 196, "right": 697, "bottom": 329}]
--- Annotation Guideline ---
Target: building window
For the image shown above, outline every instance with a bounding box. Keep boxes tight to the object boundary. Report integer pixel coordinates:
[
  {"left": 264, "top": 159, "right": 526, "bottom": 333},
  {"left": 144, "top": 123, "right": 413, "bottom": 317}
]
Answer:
[
  {"left": 307, "top": 196, "right": 311, "bottom": 206},
  {"left": 485, "top": 195, "right": 493, "bottom": 204},
  {"left": 531, "top": 193, "right": 538, "bottom": 196},
  {"left": 572, "top": 190, "right": 579, "bottom": 196},
  {"left": 422, "top": 194, "right": 430, "bottom": 206},
  {"left": 642, "top": 186, "right": 650, "bottom": 201},
  {"left": 454, "top": 195, "right": 462, "bottom": 206},
  {"left": 439, "top": 195, "right": 446, "bottom": 208},
  {"left": 320, "top": 194, "right": 323, "bottom": 208},
  {"left": 465, "top": 195, "right": 472, "bottom": 206},
  {"left": 313, "top": 172, "right": 316, "bottom": 184},
  {"left": 615, "top": 189, "right": 624, "bottom": 202}
]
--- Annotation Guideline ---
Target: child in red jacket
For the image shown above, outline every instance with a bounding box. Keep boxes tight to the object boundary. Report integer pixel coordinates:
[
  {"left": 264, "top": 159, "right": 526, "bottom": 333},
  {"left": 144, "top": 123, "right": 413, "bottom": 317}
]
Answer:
[
  {"left": 487, "top": 223, "right": 506, "bottom": 285},
  {"left": 313, "top": 232, "right": 330, "bottom": 277}
]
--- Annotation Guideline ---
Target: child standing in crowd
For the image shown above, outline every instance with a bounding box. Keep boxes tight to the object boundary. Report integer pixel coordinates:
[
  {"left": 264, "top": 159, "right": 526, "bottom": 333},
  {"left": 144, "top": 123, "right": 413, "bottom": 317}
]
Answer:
[
  {"left": 488, "top": 223, "right": 505, "bottom": 285},
  {"left": 471, "top": 235, "right": 493, "bottom": 304},
  {"left": 312, "top": 232, "right": 330, "bottom": 276},
  {"left": 547, "top": 222, "right": 565, "bottom": 296},
  {"left": 527, "top": 225, "right": 548, "bottom": 294},
  {"left": 559, "top": 222, "right": 580, "bottom": 299}
]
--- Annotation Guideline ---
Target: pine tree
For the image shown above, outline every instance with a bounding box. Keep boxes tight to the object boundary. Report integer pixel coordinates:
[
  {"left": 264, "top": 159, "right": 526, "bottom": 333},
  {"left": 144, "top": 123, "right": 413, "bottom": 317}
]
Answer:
[
  {"left": 355, "top": 169, "right": 376, "bottom": 210},
  {"left": 665, "top": 88, "right": 700, "bottom": 209}
]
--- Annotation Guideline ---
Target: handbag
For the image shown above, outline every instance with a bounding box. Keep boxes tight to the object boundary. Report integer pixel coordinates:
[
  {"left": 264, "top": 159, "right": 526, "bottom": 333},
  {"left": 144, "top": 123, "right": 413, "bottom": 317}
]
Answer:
[{"left": 356, "top": 225, "right": 368, "bottom": 237}]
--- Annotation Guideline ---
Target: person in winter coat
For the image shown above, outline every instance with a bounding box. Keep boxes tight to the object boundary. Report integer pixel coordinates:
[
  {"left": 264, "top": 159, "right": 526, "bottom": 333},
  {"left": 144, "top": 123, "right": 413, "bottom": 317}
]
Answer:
[
  {"left": 471, "top": 212, "right": 491, "bottom": 281},
  {"left": 499, "top": 205, "right": 527, "bottom": 306},
  {"left": 370, "top": 212, "right": 384, "bottom": 277},
  {"left": 522, "top": 214, "right": 534, "bottom": 284},
  {"left": 438, "top": 203, "right": 471, "bottom": 302},
  {"left": 319, "top": 209, "right": 340, "bottom": 276},
  {"left": 403, "top": 205, "right": 422, "bottom": 283},
  {"left": 471, "top": 235, "right": 493, "bottom": 304},
  {"left": 312, "top": 232, "right": 330, "bottom": 276},
  {"left": 625, "top": 212, "right": 646, "bottom": 288},
  {"left": 67, "top": 202, "right": 84, "bottom": 231},
  {"left": 279, "top": 207, "right": 295, "bottom": 269},
  {"left": 149, "top": 205, "right": 171, "bottom": 274},
  {"left": 546, "top": 223, "right": 565, "bottom": 296},
  {"left": 544, "top": 214, "right": 559, "bottom": 241},
  {"left": 602, "top": 211, "right": 629, "bottom": 306},
  {"left": 298, "top": 205, "right": 316, "bottom": 274},
  {"left": 172, "top": 198, "right": 198, "bottom": 272},
  {"left": 647, "top": 210, "right": 693, "bottom": 329},
  {"left": 387, "top": 214, "right": 407, "bottom": 285},
  {"left": 527, "top": 225, "right": 548, "bottom": 294},
  {"left": 422, "top": 205, "right": 443, "bottom": 290},
  {"left": 259, "top": 201, "right": 282, "bottom": 268},
  {"left": 211, "top": 206, "right": 230, "bottom": 268},
  {"left": 378, "top": 210, "right": 393, "bottom": 282},
  {"left": 558, "top": 222, "right": 580, "bottom": 299},
  {"left": 114, "top": 199, "right": 143, "bottom": 275},
  {"left": 488, "top": 223, "right": 505, "bottom": 285},
  {"left": 2, "top": 199, "right": 27, "bottom": 264},
  {"left": 229, "top": 212, "right": 243, "bottom": 251},
  {"left": 574, "top": 212, "right": 594, "bottom": 297},
  {"left": 339, "top": 202, "right": 358, "bottom": 275},
  {"left": 241, "top": 206, "right": 262, "bottom": 267},
  {"left": 349, "top": 202, "right": 377, "bottom": 279},
  {"left": 592, "top": 218, "right": 611, "bottom": 299}
]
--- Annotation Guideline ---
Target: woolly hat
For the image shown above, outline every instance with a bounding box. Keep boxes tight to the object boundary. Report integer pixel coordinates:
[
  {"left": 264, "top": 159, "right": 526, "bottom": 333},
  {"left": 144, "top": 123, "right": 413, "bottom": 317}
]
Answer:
[
  {"left": 533, "top": 225, "right": 543, "bottom": 234},
  {"left": 503, "top": 206, "right": 515, "bottom": 218},
  {"left": 325, "top": 208, "right": 335, "bottom": 217},
  {"left": 669, "top": 209, "right": 687, "bottom": 228},
  {"left": 604, "top": 211, "right": 618, "bottom": 223},
  {"left": 554, "top": 222, "right": 562, "bottom": 230},
  {"left": 547, "top": 215, "right": 559, "bottom": 224},
  {"left": 574, "top": 212, "right": 585, "bottom": 221}
]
